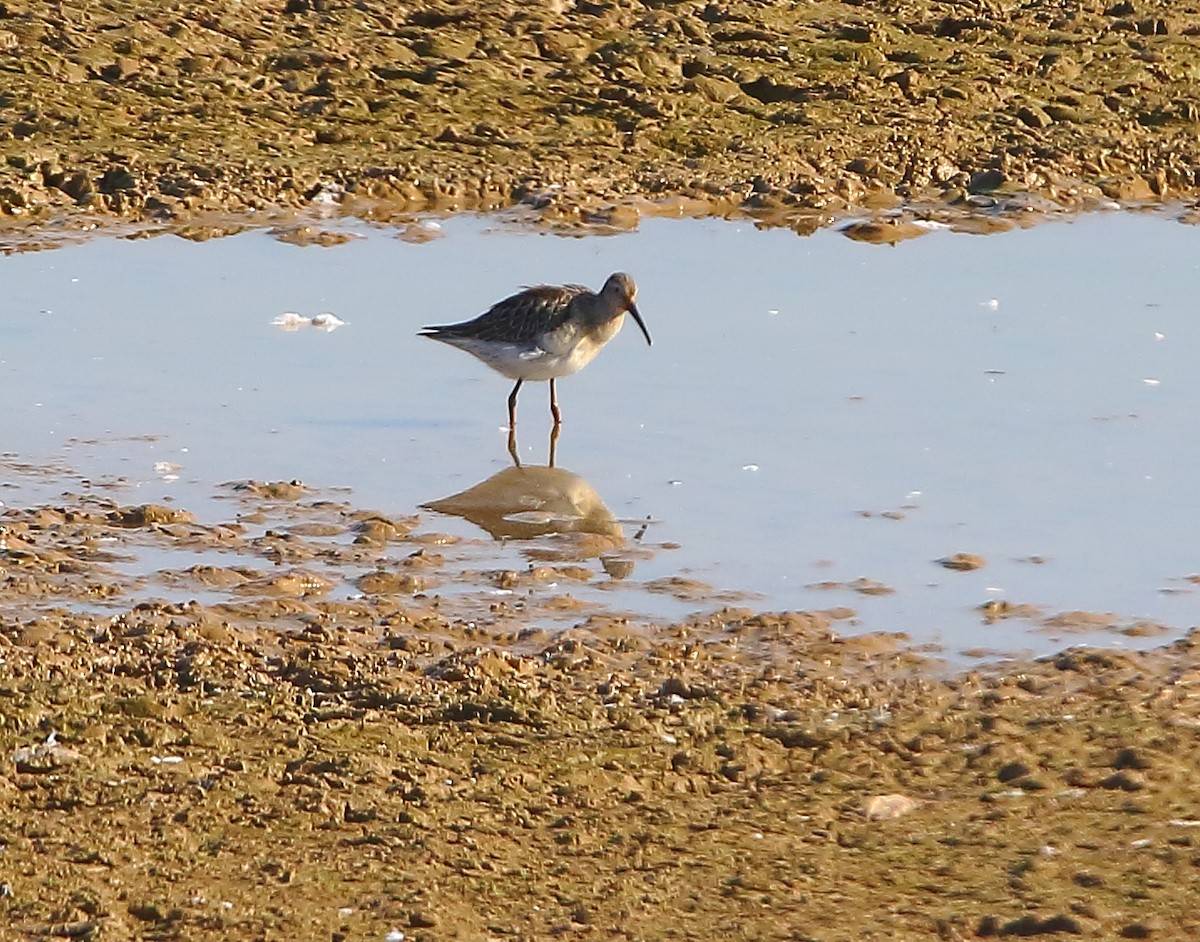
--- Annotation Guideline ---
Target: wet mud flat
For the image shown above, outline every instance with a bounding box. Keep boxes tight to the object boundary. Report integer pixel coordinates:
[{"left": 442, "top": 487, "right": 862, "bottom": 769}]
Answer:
[
  {"left": 4, "top": 0, "right": 1200, "bottom": 232},
  {"left": 2, "top": 490, "right": 1200, "bottom": 939},
  {"left": 5, "top": 1, "right": 1200, "bottom": 930}
]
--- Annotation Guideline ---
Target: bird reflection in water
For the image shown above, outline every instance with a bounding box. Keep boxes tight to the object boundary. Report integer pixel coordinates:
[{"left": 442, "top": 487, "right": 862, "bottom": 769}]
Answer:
[
  {"left": 422, "top": 428, "right": 642, "bottom": 578},
  {"left": 509, "top": 420, "right": 559, "bottom": 469}
]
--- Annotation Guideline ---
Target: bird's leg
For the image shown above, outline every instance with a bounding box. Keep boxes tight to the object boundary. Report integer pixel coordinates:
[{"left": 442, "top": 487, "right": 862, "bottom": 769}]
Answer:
[
  {"left": 507, "top": 379, "right": 522, "bottom": 431},
  {"left": 549, "top": 378, "right": 562, "bottom": 427},
  {"left": 548, "top": 421, "right": 560, "bottom": 469}
]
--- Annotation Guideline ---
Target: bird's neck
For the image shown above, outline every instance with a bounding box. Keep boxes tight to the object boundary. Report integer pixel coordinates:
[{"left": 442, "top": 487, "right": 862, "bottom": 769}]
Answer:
[{"left": 586, "top": 313, "right": 625, "bottom": 344}]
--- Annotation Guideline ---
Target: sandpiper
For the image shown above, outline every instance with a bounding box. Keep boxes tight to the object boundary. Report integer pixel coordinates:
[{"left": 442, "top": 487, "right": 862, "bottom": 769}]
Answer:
[{"left": 419, "top": 272, "right": 651, "bottom": 430}]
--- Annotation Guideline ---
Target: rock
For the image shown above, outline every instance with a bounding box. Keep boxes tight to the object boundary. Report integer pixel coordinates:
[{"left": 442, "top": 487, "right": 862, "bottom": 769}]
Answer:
[
  {"left": 128, "top": 902, "right": 168, "bottom": 922},
  {"left": 739, "top": 74, "right": 807, "bottom": 104},
  {"left": 761, "top": 724, "right": 830, "bottom": 749},
  {"left": 1136, "top": 17, "right": 1175, "bottom": 35},
  {"left": 863, "top": 794, "right": 921, "bottom": 820},
  {"left": 1112, "top": 747, "right": 1152, "bottom": 769},
  {"left": 840, "top": 220, "right": 928, "bottom": 244},
  {"left": 967, "top": 169, "right": 1007, "bottom": 194},
  {"left": 883, "top": 69, "right": 923, "bottom": 98},
  {"left": 837, "top": 23, "right": 878, "bottom": 42},
  {"left": 97, "top": 57, "right": 142, "bottom": 82},
  {"left": 1100, "top": 770, "right": 1147, "bottom": 791},
  {"left": 408, "top": 910, "right": 438, "bottom": 928},
  {"left": 357, "top": 570, "right": 426, "bottom": 595},
  {"left": 601, "top": 556, "right": 635, "bottom": 579},
  {"left": 686, "top": 75, "right": 742, "bottom": 103},
  {"left": 938, "top": 553, "right": 985, "bottom": 571},
  {"left": 353, "top": 519, "right": 400, "bottom": 545},
  {"left": 997, "top": 914, "right": 1085, "bottom": 935},
  {"left": 997, "top": 761, "right": 1032, "bottom": 783},
  {"left": 1099, "top": 176, "right": 1157, "bottom": 201},
  {"left": 109, "top": 504, "right": 196, "bottom": 528},
  {"left": 415, "top": 33, "right": 478, "bottom": 61},
  {"left": 59, "top": 170, "right": 94, "bottom": 202},
  {"left": 658, "top": 676, "right": 693, "bottom": 699},
  {"left": 181, "top": 565, "right": 256, "bottom": 588},
  {"left": 231, "top": 480, "right": 306, "bottom": 501},
  {"left": 0, "top": 184, "right": 30, "bottom": 213},
  {"left": 845, "top": 157, "right": 896, "bottom": 183},
  {"left": 270, "top": 224, "right": 351, "bottom": 246},
  {"left": 97, "top": 165, "right": 137, "bottom": 193},
  {"left": 13, "top": 734, "right": 83, "bottom": 773},
  {"left": 1017, "top": 104, "right": 1054, "bottom": 129},
  {"left": 258, "top": 570, "right": 335, "bottom": 597},
  {"left": 1043, "top": 103, "right": 1085, "bottom": 124},
  {"left": 582, "top": 203, "right": 641, "bottom": 229}
]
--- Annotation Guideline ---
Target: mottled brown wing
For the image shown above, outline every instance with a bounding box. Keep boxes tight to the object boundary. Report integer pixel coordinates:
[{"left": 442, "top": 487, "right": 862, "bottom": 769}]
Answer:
[{"left": 423, "top": 284, "right": 589, "bottom": 344}]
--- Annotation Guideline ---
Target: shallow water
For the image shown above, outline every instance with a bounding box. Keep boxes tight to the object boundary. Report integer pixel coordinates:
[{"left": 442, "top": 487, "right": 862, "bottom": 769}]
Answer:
[{"left": 3, "top": 210, "right": 1199, "bottom": 656}]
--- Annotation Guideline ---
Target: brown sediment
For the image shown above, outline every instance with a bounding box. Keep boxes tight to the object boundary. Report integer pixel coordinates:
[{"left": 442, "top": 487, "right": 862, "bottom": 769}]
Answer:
[
  {"left": 938, "top": 552, "right": 987, "bottom": 571},
  {"left": 5, "top": 0, "right": 1200, "bottom": 933},
  {"left": 3, "top": 490, "right": 1200, "bottom": 938},
  {"left": 2, "top": 0, "right": 1200, "bottom": 243}
]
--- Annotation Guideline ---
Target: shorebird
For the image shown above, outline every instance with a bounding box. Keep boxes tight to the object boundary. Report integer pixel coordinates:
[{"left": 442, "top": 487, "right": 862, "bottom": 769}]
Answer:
[{"left": 419, "top": 272, "right": 651, "bottom": 430}]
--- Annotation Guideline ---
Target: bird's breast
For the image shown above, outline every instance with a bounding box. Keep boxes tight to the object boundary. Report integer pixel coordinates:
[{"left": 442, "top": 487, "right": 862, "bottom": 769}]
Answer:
[{"left": 557, "top": 315, "right": 621, "bottom": 349}]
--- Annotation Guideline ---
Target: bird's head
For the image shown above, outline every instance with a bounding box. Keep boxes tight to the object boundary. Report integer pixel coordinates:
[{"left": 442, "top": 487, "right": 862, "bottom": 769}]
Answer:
[{"left": 602, "top": 272, "right": 651, "bottom": 346}]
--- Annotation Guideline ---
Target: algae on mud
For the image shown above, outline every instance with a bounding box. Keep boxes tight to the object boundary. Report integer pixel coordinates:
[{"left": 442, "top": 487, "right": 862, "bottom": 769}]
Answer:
[
  {"left": 2, "top": 0, "right": 1200, "bottom": 229},
  {"left": 2, "top": 493, "right": 1200, "bottom": 939}
]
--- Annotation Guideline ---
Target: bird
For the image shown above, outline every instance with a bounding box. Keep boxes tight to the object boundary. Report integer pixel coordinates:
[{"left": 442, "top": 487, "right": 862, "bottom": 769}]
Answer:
[{"left": 419, "top": 272, "right": 651, "bottom": 431}]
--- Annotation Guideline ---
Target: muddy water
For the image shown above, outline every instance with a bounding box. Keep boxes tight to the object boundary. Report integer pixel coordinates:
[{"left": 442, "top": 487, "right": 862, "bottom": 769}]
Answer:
[{"left": 3, "top": 211, "right": 1198, "bottom": 654}]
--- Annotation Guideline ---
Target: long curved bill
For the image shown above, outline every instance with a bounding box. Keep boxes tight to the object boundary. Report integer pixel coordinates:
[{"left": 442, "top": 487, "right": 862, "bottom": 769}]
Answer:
[{"left": 629, "top": 303, "right": 652, "bottom": 346}]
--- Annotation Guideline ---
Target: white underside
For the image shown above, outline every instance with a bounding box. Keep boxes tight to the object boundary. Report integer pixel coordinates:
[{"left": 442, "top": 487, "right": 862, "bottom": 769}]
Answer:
[{"left": 435, "top": 328, "right": 615, "bottom": 382}]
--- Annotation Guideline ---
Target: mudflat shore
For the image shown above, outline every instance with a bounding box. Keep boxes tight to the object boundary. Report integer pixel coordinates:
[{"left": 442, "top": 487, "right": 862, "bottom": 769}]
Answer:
[
  {"left": 2, "top": 0, "right": 1199, "bottom": 233},
  {"left": 4, "top": 2, "right": 1200, "bottom": 938},
  {"left": 1, "top": 492, "right": 1198, "bottom": 939}
]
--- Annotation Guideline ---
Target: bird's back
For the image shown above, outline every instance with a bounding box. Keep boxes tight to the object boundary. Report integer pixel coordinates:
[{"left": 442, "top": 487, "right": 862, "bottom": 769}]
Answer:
[{"left": 422, "top": 284, "right": 591, "bottom": 345}]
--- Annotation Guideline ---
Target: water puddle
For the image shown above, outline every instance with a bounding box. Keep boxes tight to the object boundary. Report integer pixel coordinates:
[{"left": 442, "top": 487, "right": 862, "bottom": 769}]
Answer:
[{"left": 3, "top": 209, "right": 1199, "bottom": 655}]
